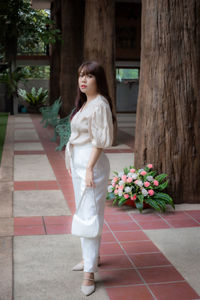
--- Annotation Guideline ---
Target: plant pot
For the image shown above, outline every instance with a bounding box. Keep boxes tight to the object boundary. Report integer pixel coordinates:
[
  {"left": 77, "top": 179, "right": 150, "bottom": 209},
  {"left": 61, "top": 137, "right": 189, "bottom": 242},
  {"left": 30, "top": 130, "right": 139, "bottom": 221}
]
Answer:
[{"left": 124, "top": 199, "right": 151, "bottom": 209}]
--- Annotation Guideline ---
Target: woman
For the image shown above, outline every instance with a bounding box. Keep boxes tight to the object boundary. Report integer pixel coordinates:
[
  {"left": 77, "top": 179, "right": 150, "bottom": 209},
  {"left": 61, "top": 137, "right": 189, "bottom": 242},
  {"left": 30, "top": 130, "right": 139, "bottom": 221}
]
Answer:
[{"left": 65, "top": 61, "right": 114, "bottom": 296}]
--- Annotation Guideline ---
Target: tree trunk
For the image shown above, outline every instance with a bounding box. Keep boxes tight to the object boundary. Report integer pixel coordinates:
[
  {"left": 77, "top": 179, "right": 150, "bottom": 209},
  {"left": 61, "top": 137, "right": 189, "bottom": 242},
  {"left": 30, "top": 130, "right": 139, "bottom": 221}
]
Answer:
[
  {"left": 135, "top": 0, "right": 200, "bottom": 203},
  {"left": 84, "top": 0, "right": 117, "bottom": 145},
  {"left": 49, "top": 0, "right": 61, "bottom": 105},
  {"left": 60, "top": 0, "right": 84, "bottom": 117}
]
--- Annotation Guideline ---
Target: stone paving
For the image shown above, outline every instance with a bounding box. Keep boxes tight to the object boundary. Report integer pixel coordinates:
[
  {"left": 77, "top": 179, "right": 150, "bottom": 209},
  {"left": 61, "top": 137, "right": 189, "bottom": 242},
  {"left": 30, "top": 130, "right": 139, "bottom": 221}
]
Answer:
[{"left": 0, "top": 113, "right": 200, "bottom": 300}]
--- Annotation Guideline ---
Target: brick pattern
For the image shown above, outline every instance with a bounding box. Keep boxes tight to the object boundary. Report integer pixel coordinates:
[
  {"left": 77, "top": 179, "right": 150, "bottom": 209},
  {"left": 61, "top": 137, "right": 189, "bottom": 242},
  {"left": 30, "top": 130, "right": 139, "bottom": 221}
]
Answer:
[{"left": 12, "top": 115, "right": 200, "bottom": 300}]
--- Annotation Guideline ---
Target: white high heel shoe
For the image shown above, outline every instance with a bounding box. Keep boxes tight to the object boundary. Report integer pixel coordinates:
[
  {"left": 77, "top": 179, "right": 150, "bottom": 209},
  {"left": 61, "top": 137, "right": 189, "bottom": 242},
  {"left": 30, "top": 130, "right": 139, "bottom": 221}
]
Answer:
[
  {"left": 72, "top": 261, "right": 84, "bottom": 271},
  {"left": 81, "top": 278, "right": 95, "bottom": 296},
  {"left": 72, "top": 257, "right": 101, "bottom": 271}
]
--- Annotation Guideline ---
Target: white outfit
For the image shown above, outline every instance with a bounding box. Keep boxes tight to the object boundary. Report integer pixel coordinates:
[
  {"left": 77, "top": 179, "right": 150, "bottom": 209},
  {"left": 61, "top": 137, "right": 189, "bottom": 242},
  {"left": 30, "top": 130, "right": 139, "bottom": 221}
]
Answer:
[{"left": 65, "top": 94, "right": 113, "bottom": 273}]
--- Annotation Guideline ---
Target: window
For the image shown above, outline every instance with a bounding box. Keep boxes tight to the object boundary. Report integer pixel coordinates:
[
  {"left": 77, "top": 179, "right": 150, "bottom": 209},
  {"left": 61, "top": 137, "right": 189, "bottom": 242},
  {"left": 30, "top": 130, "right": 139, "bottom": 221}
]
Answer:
[{"left": 116, "top": 67, "right": 139, "bottom": 81}]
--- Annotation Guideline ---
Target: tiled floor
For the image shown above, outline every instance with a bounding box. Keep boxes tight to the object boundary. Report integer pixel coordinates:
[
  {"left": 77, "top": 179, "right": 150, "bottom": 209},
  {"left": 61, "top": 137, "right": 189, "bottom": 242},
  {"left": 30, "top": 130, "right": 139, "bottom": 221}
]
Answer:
[{"left": 1, "top": 113, "right": 200, "bottom": 300}]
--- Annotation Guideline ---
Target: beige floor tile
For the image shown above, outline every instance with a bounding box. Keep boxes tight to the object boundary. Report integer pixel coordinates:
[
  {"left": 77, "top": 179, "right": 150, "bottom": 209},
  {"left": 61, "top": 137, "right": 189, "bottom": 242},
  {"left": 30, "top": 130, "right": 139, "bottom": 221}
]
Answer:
[
  {"left": 14, "top": 155, "right": 56, "bottom": 181},
  {"left": 14, "top": 190, "right": 71, "bottom": 216},
  {"left": 14, "top": 235, "right": 108, "bottom": 300},
  {"left": 14, "top": 142, "right": 44, "bottom": 151},
  {"left": 0, "top": 237, "right": 13, "bottom": 300},
  {"left": 14, "top": 129, "right": 39, "bottom": 141},
  {"left": 0, "top": 218, "right": 13, "bottom": 236}
]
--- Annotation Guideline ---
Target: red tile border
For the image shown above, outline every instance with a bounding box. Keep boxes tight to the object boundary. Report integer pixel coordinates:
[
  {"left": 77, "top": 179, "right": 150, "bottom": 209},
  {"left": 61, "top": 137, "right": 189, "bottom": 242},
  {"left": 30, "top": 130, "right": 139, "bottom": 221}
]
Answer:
[
  {"left": 105, "top": 285, "right": 155, "bottom": 300},
  {"left": 114, "top": 230, "right": 150, "bottom": 242},
  {"left": 129, "top": 253, "right": 171, "bottom": 268},
  {"left": 45, "top": 224, "right": 71, "bottom": 234},
  {"left": 121, "top": 241, "right": 160, "bottom": 254},
  {"left": 14, "top": 181, "right": 59, "bottom": 190},
  {"left": 139, "top": 266, "right": 184, "bottom": 283},
  {"left": 14, "top": 181, "right": 37, "bottom": 190},
  {"left": 167, "top": 219, "right": 200, "bottom": 228},
  {"left": 138, "top": 220, "right": 171, "bottom": 230},
  {"left": 99, "top": 254, "right": 133, "bottom": 270},
  {"left": 14, "top": 217, "right": 43, "bottom": 226},
  {"left": 101, "top": 232, "right": 116, "bottom": 243},
  {"left": 14, "top": 225, "right": 45, "bottom": 236},
  {"left": 14, "top": 150, "right": 45, "bottom": 155},
  {"left": 149, "top": 281, "right": 199, "bottom": 300},
  {"left": 100, "top": 242, "right": 124, "bottom": 255},
  {"left": 11, "top": 115, "right": 198, "bottom": 300},
  {"left": 108, "top": 221, "right": 141, "bottom": 231},
  {"left": 43, "top": 216, "right": 72, "bottom": 225},
  {"left": 99, "top": 268, "right": 143, "bottom": 286}
]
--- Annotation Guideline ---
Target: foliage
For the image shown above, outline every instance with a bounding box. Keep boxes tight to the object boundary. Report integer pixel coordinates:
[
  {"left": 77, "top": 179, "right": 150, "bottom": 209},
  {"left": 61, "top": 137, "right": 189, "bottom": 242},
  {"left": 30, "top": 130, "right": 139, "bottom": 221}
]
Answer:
[
  {"left": 22, "top": 66, "right": 50, "bottom": 79},
  {"left": 18, "top": 87, "right": 48, "bottom": 107},
  {"left": 0, "top": 113, "right": 9, "bottom": 165},
  {"left": 0, "top": 67, "right": 27, "bottom": 97},
  {"left": 107, "top": 164, "right": 175, "bottom": 213},
  {"left": 0, "top": 0, "right": 61, "bottom": 60}
]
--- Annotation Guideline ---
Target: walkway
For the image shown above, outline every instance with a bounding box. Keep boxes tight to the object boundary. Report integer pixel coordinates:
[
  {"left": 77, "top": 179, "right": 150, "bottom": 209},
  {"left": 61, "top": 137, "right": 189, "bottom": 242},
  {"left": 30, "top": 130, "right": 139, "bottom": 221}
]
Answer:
[{"left": 0, "top": 113, "right": 200, "bottom": 300}]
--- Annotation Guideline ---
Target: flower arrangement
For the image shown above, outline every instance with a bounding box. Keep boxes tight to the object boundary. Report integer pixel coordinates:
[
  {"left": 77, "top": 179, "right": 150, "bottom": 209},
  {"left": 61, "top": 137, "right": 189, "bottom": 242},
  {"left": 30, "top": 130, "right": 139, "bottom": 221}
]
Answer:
[{"left": 107, "top": 164, "right": 175, "bottom": 213}]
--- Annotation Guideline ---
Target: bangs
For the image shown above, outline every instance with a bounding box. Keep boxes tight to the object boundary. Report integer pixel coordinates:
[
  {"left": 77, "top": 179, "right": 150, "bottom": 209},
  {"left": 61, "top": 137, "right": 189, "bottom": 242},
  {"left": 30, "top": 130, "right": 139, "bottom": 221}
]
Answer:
[{"left": 78, "top": 62, "right": 97, "bottom": 76}]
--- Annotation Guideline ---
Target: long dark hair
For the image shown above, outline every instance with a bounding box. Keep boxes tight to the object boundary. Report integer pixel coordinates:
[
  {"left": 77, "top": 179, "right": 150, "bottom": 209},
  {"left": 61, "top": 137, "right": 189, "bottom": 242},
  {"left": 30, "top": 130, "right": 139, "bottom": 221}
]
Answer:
[{"left": 70, "top": 61, "right": 115, "bottom": 123}]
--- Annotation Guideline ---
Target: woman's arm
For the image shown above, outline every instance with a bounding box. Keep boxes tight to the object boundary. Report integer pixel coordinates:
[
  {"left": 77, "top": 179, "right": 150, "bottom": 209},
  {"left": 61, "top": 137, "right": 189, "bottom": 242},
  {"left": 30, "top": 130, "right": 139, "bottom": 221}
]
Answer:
[{"left": 86, "top": 146, "right": 102, "bottom": 187}]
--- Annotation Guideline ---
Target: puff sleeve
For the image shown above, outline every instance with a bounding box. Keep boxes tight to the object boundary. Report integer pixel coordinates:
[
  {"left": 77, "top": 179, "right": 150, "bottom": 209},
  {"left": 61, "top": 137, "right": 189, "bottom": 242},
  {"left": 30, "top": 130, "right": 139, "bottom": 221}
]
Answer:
[{"left": 88, "top": 103, "right": 113, "bottom": 148}]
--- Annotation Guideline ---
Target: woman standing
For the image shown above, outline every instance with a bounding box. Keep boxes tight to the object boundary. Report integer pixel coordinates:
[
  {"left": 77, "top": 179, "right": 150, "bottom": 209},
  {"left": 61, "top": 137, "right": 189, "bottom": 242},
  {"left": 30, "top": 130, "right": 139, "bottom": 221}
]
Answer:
[{"left": 65, "top": 61, "right": 114, "bottom": 296}]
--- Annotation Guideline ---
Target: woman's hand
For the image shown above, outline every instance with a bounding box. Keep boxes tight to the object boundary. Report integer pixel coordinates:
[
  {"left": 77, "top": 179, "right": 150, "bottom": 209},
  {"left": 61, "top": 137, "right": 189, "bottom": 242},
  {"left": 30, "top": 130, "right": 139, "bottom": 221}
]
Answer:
[
  {"left": 85, "top": 167, "right": 96, "bottom": 187},
  {"left": 68, "top": 168, "right": 72, "bottom": 177}
]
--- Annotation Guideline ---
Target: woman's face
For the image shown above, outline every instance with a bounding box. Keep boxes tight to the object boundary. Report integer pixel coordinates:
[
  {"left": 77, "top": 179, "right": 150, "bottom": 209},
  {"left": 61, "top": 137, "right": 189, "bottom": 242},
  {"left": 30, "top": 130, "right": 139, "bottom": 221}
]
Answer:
[{"left": 78, "top": 69, "right": 97, "bottom": 96}]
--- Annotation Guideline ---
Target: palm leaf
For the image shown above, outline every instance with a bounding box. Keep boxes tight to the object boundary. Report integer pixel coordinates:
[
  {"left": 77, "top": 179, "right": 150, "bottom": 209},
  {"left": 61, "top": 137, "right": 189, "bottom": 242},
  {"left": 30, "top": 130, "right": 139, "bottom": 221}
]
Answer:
[
  {"left": 145, "top": 199, "right": 162, "bottom": 212},
  {"left": 135, "top": 200, "right": 143, "bottom": 213},
  {"left": 155, "top": 173, "right": 168, "bottom": 183},
  {"left": 153, "top": 192, "right": 175, "bottom": 209}
]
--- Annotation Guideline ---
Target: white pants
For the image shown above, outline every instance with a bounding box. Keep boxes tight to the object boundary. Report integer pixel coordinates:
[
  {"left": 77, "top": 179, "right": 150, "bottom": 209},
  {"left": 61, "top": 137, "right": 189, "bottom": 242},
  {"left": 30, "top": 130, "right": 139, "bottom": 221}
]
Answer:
[{"left": 70, "top": 143, "right": 110, "bottom": 273}]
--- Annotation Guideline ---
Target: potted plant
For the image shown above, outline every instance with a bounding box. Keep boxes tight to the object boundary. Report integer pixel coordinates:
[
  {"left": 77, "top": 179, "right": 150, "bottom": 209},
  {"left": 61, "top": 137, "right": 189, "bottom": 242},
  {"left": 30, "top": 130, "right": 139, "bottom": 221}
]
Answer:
[
  {"left": 18, "top": 87, "right": 48, "bottom": 113},
  {"left": 107, "top": 164, "right": 175, "bottom": 213}
]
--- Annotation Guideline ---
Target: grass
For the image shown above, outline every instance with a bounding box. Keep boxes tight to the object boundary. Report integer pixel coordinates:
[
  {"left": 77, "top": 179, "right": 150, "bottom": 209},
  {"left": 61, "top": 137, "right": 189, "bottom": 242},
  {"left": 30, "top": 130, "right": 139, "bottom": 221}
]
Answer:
[{"left": 0, "top": 112, "right": 9, "bottom": 165}]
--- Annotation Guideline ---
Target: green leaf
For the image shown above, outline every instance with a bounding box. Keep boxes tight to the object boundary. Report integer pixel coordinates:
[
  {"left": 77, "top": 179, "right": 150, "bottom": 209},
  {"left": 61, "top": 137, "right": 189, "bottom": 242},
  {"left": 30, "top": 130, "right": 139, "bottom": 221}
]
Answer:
[
  {"left": 112, "top": 198, "right": 118, "bottom": 205},
  {"left": 135, "top": 200, "right": 143, "bottom": 213},
  {"left": 148, "top": 170, "right": 157, "bottom": 177},
  {"left": 157, "top": 180, "right": 169, "bottom": 191},
  {"left": 123, "top": 167, "right": 129, "bottom": 175},
  {"left": 107, "top": 192, "right": 115, "bottom": 200},
  {"left": 137, "top": 194, "right": 144, "bottom": 204},
  {"left": 153, "top": 192, "right": 175, "bottom": 209},
  {"left": 155, "top": 199, "right": 166, "bottom": 212},
  {"left": 118, "top": 197, "right": 127, "bottom": 207},
  {"left": 155, "top": 173, "right": 168, "bottom": 183},
  {"left": 145, "top": 199, "right": 162, "bottom": 212}
]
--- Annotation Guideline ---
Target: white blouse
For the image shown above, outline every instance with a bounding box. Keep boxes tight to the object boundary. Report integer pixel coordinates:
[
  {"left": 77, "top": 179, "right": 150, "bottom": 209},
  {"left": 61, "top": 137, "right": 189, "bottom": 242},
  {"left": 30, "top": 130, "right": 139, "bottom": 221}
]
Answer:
[{"left": 65, "top": 94, "right": 113, "bottom": 170}]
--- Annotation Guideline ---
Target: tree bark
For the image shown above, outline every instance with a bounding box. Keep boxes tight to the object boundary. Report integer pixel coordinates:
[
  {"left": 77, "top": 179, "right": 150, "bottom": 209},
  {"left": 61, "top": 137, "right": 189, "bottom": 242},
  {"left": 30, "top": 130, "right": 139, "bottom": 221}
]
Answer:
[
  {"left": 135, "top": 0, "right": 200, "bottom": 203},
  {"left": 84, "top": 0, "right": 117, "bottom": 145},
  {"left": 60, "top": 0, "right": 84, "bottom": 117},
  {"left": 49, "top": 0, "right": 61, "bottom": 105}
]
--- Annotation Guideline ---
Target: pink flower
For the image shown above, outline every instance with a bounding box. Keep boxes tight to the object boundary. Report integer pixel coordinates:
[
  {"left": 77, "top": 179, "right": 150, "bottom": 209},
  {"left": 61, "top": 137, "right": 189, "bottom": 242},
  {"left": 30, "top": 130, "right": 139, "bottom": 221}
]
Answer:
[
  {"left": 153, "top": 180, "right": 159, "bottom": 186},
  {"left": 119, "top": 185, "right": 124, "bottom": 190},
  {"left": 112, "top": 183, "right": 115, "bottom": 187},
  {"left": 116, "top": 184, "right": 119, "bottom": 188},
  {"left": 148, "top": 189, "right": 154, "bottom": 196},
  {"left": 113, "top": 177, "right": 118, "bottom": 182},
  {"left": 130, "top": 168, "right": 136, "bottom": 173},
  {"left": 124, "top": 194, "right": 129, "bottom": 199},
  {"left": 131, "top": 194, "right": 137, "bottom": 201},
  {"left": 127, "top": 177, "right": 133, "bottom": 183},
  {"left": 147, "top": 164, "right": 153, "bottom": 169},
  {"left": 144, "top": 181, "right": 150, "bottom": 187},
  {"left": 141, "top": 171, "right": 147, "bottom": 176},
  {"left": 122, "top": 175, "right": 127, "bottom": 182},
  {"left": 134, "top": 180, "right": 139, "bottom": 184},
  {"left": 114, "top": 189, "right": 118, "bottom": 195}
]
